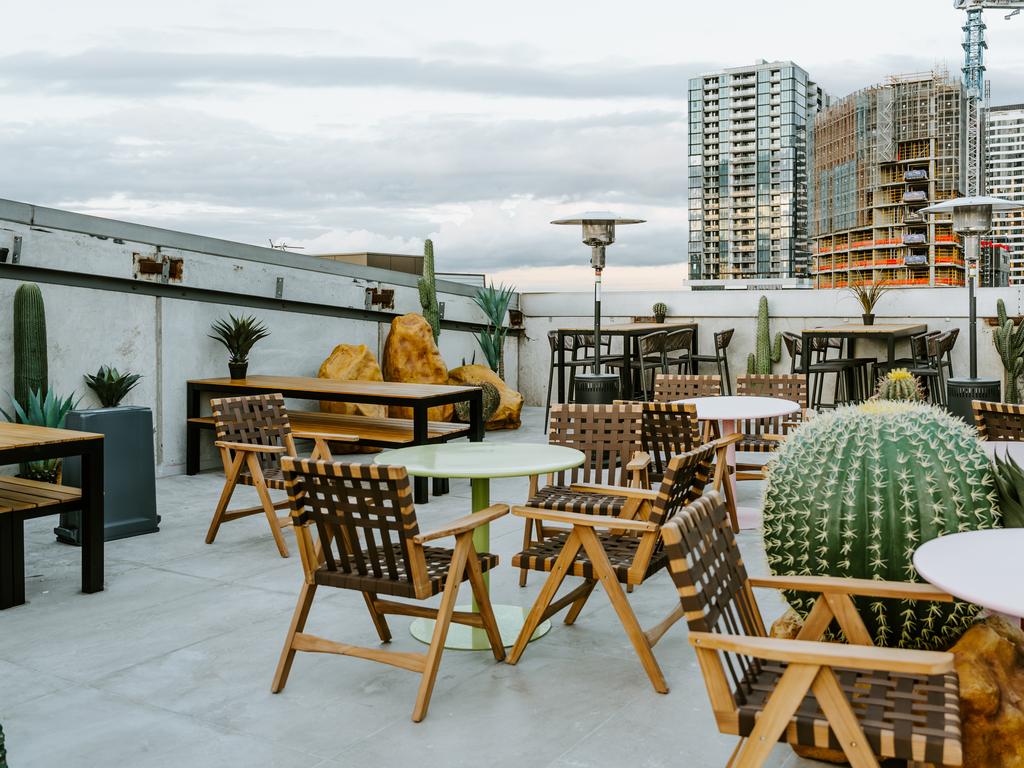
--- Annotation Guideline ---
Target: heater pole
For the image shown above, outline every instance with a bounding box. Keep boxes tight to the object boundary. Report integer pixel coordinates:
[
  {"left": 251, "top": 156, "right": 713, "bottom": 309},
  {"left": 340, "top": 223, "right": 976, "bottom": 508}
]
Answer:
[
  {"left": 966, "top": 234, "right": 979, "bottom": 379},
  {"left": 593, "top": 266, "right": 602, "bottom": 373}
]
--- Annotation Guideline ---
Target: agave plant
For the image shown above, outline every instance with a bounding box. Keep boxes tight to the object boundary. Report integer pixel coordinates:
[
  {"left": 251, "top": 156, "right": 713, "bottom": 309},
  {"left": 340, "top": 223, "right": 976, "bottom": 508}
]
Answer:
[
  {"left": 84, "top": 365, "right": 142, "bottom": 408},
  {"left": 472, "top": 283, "right": 515, "bottom": 379},
  {"left": 992, "top": 451, "right": 1024, "bottom": 527},
  {"left": 1, "top": 388, "right": 81, "bottom": 480},
  {"left": 846, "top": 277, "right": 889, "bottom": 317},
  {"left": 209, "top": 314, "right": 270, "bottom": 363}
]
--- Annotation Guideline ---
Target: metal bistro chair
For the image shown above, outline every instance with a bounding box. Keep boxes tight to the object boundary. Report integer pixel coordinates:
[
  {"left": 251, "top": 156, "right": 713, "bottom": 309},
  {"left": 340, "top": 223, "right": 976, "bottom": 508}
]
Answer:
[
  {"left": 663, "top": 327, "right": 695, "bottom": 374},
  {"left": 272, "top": 458, "right": 507, "bottom": 722},
  {"left": 543, "top": 330, "right": 599, "bottom": 427},
  {"left": 662, "top": 491, "right": 962, "bottom": 768},
  {"left": 973, "top": 400, "right": 1024, "bottom": 441},
  {"left": 908, "top": 331, "right": 952, "bottom": 407},
  {"left": 607, "top": 330, "right": 667, "bottom": 401},
  {"left": 689, "top": 328, "right": 735, "bottom": 394},
  {"left": 208, "top": 393, "right": 356, "bottom": 557}
]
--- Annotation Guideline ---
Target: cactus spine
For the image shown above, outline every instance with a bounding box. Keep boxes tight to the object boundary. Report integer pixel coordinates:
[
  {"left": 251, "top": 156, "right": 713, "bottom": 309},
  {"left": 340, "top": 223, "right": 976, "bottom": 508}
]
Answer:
[
  {"left": 994, "top": 298, "right": 1024, "bottom": 403},
  {"left": 746, "top": 295, "right": 781, "bottom": 374},
  {"left": 874, "top": 368, "right": 924, "bottom": 402},
  {"left": 418, "top": 239, "right": 440, "bottom": 342},
  {"left": 454, "top": 381, "right": 501, "bottom": 424},
  {"left": 763, "top": 401, "right": 999, "bottom": 651},
  {"left": 13, "top": 282, "right": 48, "bottom": 408}
]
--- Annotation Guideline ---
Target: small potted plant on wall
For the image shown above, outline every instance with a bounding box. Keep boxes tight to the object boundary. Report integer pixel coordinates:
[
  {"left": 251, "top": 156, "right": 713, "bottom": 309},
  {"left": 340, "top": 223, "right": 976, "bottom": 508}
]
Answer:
[
  {"left": 58, "top": 366, "right": 159, "bottom": 543},
  {"left": 209, "top": 313, "right": 270, "bottom": 379},
  {"left": 652, "top": 302, "right": 668, "bottom": 323},
  {"left": 846, "top": 278, "right": 889, "bottom": 325}
]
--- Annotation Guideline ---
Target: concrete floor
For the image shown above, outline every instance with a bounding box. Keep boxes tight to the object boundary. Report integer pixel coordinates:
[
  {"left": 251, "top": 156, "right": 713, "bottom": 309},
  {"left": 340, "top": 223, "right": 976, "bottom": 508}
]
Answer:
[{"left": 1, "top": 407, "right": 821, "bottom": 768}]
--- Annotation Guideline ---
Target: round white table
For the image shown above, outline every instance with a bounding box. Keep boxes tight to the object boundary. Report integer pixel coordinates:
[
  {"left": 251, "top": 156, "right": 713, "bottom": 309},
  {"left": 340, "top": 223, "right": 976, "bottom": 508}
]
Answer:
[
  {"left": 677, "top": 395, "right": 800, "bottom": 530},
  {"left": 913, "top": 529, "right": 1024, "bottom": 618},
  {"left": 375, "top": 442, "right": 585, "bottom": 650}
]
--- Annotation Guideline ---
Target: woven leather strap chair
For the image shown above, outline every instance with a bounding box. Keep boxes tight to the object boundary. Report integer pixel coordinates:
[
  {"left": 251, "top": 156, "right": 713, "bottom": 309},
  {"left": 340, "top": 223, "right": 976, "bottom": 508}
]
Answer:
[
  {"left": 654, "top": 373, "right": 722, "bottom": 401},
  {"left": 734, "top": 374, "right": 808, "bottom": 482},
  {"left": 520, "top": 403, "right": 650, "bottom": 586},
  {"left": 208, "top": 393, "right": 357, "bottom": 557},
  {"left": 272, "top": 458, "right": 506, "bottom": 722},
  {"left": 973, "top": 400, "right": 1024, "bottom": 441},
  {"left": 662, "top": 491, "right": 963, "bottom": 768},
  {"left": 508, "top": 444, "right": 715, "bottom": 693}
]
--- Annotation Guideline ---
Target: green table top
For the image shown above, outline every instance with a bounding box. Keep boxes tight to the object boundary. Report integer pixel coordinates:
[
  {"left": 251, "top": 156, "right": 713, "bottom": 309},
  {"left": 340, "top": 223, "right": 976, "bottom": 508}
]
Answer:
[{"left": 374, "top": 442, "right": 584, "bottom": 479}]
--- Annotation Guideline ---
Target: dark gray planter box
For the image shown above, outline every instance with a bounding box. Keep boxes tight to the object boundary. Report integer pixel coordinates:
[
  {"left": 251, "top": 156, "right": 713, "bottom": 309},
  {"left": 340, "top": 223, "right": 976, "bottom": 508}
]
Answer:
[{"left": 56, "top": 406, "right": 159, "bottom": 544}]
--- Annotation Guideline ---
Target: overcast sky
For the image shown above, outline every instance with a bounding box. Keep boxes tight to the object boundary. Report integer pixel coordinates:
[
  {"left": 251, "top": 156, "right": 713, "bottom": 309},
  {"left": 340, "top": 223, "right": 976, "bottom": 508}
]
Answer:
[{"left": 3, "top": 1, "right": 1023, "bottom": 290}]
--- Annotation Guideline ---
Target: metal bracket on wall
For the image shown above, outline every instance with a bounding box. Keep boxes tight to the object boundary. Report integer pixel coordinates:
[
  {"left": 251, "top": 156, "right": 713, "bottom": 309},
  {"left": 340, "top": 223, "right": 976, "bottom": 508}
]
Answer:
[
  {"left": 0, "top": 234, "right": 21, "bottom": 264},
  {"left": 275, "top": 277, "right": 285, "bottom": 299}
]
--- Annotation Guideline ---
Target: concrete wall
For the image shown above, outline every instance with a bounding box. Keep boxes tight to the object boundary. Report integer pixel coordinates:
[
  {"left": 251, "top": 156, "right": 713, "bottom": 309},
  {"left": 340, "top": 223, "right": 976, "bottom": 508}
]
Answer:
[
  {"left": 517, "top": 286, "right": 1024, "bottom": 407},
  {"left": 0, "top": 201, "right": 518, "bottom": 475}
]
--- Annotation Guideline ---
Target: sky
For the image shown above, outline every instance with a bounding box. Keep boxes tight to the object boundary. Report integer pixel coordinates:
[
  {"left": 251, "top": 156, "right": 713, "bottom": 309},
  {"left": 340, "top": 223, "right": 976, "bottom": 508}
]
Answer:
[{"left": 3, "top": 1, "right": 1023, "bottom": 291}]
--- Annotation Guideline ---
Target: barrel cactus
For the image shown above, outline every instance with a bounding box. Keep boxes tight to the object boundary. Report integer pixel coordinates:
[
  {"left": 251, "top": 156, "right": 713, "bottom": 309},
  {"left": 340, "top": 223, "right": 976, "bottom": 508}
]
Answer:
[
  {"left": 418, "top": 239, "right": 440, "bottom": 342},
  {"left": 746, "top": 295, "right": 781, "bottom": 374},
  {"left": 454, "top": 382, "right": 500, "bottom": 424},
  {"left": 652, "top": 301, "right": 668, "bottom": 322},
  {"left": 874, "top": 368, "right": 924, "bottom": 402},
  {"left": 763, "top": 401, "right": 999, "bottom": 651},
  {"left": 13, "top": 282, "right": 48, "bottom": 407}
]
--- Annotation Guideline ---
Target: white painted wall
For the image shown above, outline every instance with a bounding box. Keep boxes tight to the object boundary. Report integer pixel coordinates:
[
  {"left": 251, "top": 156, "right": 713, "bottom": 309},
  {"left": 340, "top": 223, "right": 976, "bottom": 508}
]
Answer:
[
  {"left": 517, "top": 287, "right": 1024, "bottom": 407},
  {"left": 0, "top": 203, "right": 518, "bottom": 475}
]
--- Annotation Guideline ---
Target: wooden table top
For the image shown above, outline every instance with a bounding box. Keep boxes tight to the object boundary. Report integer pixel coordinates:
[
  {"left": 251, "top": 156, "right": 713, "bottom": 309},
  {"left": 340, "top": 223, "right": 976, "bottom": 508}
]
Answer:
[
  {"left": 802, "top": 323, "right": 927, "bottom": 337},
  {"left": 557, "top": 321, "right": 697, "bottom": 334},
  {"left": 0, "top": 422, "right": 103, "bottom": 450},
  {"left": 188, "top": 375, "right": 481, "bottom": 400}
]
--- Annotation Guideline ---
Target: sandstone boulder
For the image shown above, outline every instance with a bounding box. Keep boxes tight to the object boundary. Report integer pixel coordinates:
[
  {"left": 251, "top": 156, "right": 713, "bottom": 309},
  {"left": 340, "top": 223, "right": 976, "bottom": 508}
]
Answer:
[
  {"left": 382, "top": 313, "right": 452, "bottom": 422},
  {"left": 317, "top": 344, "right": 386, "bottom": 418},
  {"left": 447, "top": 364, "right": 523, "bottom": 430}
]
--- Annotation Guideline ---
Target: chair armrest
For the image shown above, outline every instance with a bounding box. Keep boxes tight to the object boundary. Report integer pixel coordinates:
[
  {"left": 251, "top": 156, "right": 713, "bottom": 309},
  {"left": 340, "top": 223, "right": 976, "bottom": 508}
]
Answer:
[
  {"left": 413, "top": 504, "right": 509, "bottom": 543},
  {"left": 566, "top": 483, "right": 658, "bottom": 500},
  {"left": 748, "top": 575, "right": 953, "bottom": 602},
  {"left": 512, "top": 505, "right": 658, "bottom": 532},
  {"left": 688, "top": 632, "right": 954, "bottom": 675},
  {"left": 708, "top": 433, "right": 743, "bottom": 449},
  {"left": 215, "top": 441, "right": 287, "bottom": 454},
  {"left": 627, "top": 451, "right": 651, "bottom": 472},
  {"left": 292, "top": 429, "right": 360, "bottom": 443}
]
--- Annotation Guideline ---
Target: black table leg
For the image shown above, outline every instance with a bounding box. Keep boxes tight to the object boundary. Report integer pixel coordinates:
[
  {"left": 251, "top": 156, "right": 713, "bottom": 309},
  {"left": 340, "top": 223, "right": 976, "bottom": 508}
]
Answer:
[
  {"left": 0, "top": 513, "right": 23, "bottom": 609},
  {"left": 469, "top": 389, "right": 484, "bottom": 443},
  {"left": 801, "top": 333, "right": 812, "bottom": 399},
  {"left": 186, "top": 384, "right": 202, "bottom": 476},
  {"left": 81, "top": 440, "right": 104, "bottom": 594},
  {"left": 887, "top": 337, "right": 896, "bottom": 369},
  {"left": 412, "top": 405, "right": 429, "bottom": 504},
  {"left": 557, "top": 331, "right": 566, "bottom": 404},
  {"left": 622, "top": 334, "right": 635, "bottom": 400}
]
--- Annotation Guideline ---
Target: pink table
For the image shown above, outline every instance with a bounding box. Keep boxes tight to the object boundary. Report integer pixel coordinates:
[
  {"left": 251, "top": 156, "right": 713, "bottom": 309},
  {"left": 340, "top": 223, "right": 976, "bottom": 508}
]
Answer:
[{"left": 678, "top": 395, "right": 800, "bottom": 530}]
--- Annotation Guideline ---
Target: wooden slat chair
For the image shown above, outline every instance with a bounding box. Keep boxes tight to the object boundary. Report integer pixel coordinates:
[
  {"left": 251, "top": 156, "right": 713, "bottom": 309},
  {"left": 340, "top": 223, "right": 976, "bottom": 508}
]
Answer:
[
  {"left": 661, "top": 491, "right": 963, "bottom": 768},
  {"left": 973, "top": 400, "right": 1024, "bottom": 441},
  {"left": 272, "top": 458, "right": 506, "bottom": 722},
  {"left": 734, "top": 374, "right": 808, "bottom": 482},
  {"left": 508, "top": 444, "right": 716, "bottom": 693},
  {"left": 654, "top": 373, "right": 722, "bottom": 401},
  {"left": 208, "top": 393, "right": 356, "bottom": 557},
  {"left": 520, "top": 403, "right": 650, "bottom": 587},
  {"left": 639, "top": 402, "right": 740, "bottom": 530}
]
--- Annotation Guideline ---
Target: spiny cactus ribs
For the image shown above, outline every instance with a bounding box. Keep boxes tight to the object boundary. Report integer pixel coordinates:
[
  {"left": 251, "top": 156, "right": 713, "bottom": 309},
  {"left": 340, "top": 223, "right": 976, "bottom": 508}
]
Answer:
[
  {"left": 418, "top": 239, "right": 441, "bottom": 342},
  {"left": 874, "top": 368, "right": 924, "bottom": 402},
  {"left": 453, "top": 382, "right": 500, "bottom": 424},
  {"left": 994, "top": 298, "right": 1024, "bottom": 403},
  {"left": 763, "top": 401, "right": 999, "bottom": 651},
  {"left": 14, "top": 282, "right": 48, "bottom": 407},
  {"left": 746, "top": 295, "right": 781, "bottom": 374}
]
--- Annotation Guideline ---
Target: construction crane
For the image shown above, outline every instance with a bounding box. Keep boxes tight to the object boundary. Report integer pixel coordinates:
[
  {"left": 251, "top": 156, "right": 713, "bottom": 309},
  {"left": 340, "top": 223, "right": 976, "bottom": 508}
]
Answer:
[{"left": 953, "top": 0, "right": 1024, "bottom": 195}]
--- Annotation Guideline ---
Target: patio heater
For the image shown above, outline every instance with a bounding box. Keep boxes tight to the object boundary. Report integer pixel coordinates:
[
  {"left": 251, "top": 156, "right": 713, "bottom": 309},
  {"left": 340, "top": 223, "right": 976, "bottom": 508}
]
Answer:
[
  {"left": 921, "top": 196, "right": 1024, "bottom": 419},
  {"left": 551, "top": 212, "right": 645, "bottom": 404}
]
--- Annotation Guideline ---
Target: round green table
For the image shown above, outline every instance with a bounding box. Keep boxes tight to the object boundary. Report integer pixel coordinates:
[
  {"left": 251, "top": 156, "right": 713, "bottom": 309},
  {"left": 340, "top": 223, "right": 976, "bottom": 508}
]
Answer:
[{"left": 374, "top": 442, "right": 585, "bottom": 650}]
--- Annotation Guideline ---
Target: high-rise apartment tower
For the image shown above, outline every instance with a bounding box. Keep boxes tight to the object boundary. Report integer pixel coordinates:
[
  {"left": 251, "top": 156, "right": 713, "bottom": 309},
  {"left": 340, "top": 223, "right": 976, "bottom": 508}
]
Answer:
[
  {"left": 987, "top": 104, "right": 1024, "bottom": 284},
  {"left": 688, "top": 60, "right": 829, "bottom": 281}
]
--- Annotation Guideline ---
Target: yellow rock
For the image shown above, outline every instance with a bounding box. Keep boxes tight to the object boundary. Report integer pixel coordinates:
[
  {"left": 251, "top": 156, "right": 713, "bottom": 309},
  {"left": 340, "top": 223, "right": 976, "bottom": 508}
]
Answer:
[
  {"left": 381, "top": 314, "right": 453, "bottom": 422},
  {"left": 317, "top": 344, "right": 386, "bottom": 419},
  {"left": 447, "top": 364, "right": 523, "bottom": 431}
]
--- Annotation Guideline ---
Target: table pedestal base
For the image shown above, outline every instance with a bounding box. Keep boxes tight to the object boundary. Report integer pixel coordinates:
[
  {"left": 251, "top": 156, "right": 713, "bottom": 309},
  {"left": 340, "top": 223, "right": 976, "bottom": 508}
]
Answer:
[{"left": 410, "top": 604, "right": 551, "bottom": 650}]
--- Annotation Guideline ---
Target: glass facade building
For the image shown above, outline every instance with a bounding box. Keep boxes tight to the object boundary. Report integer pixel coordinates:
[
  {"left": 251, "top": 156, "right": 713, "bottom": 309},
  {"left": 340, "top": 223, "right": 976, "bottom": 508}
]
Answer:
[
  {"left": 987, "top": 104, "right": 1024, "bottom": 285},
  {"left": 688, "top": 60, "right": 829, "bottom": 281}
]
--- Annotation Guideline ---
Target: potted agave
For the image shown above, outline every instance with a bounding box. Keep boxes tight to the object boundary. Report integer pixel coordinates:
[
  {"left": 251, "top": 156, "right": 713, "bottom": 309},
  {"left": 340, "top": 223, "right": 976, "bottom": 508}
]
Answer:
[
  {"left": 846, "top": 278, "right": 889, "bottom": 325},
  {"left": 209, "top": 313, "right": 270, "bottom": 379},
  {"left": 1, "top": 388, "right": 79, "bottom": 482},
  {"left": 58, "top": 366, "right": 160, "bottom": 543}
]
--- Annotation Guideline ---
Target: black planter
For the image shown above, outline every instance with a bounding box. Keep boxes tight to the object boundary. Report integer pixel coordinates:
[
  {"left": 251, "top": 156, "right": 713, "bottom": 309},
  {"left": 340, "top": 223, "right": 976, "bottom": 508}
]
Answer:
[
  {"left": 654, "top": 316, "right": 666, "bottom": 324},
  {"left": 57, "top": 406, "right": 159, "bottom": 544},
  {"left": 228, "top": 361, "right": 248, "bottom": 380},
  {"left": 861, "top": 313, "right": 875, "bottom": 325}
]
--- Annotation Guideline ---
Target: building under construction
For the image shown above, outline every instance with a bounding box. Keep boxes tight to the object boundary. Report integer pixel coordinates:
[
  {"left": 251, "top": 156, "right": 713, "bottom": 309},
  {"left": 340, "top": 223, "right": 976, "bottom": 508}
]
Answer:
[{"left": 812, "top": 71, "right": 968, "bottom": 288}]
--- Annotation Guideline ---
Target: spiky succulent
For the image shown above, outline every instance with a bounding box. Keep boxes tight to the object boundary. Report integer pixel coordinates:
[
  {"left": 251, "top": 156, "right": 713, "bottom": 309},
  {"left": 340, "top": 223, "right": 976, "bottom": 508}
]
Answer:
[
  {"left": 84, "top": 365, "right": 142, "bottom": 408},
  {"left": 453, "top": 382, "right": 501, "bottom": 424},
  {"left": 418, "top": 239, "right": 441, "bottom": 342},
  {"left": 763, "top": 401, "right": 1000, "bottom": 651},
  {"left": 209, "top": 314, "right": 270, "bottom": 363},
  {"left": 1, "top": 388, "right": 81, "bottom": 480},
  {"left": 652, "top": 302, "right": 668, "bottom": 318},
  {"left": 993, "top": 298, "right": 1024, "bottom": 403},
  {"left": 992, "top": 451, "right": 1024, "bottom": 527},
  {"left": 746, "top": 295, "right": 782, "bottom": 374},
  {"left": 874, "top": 368, "right": 924, "bottom": 402}
]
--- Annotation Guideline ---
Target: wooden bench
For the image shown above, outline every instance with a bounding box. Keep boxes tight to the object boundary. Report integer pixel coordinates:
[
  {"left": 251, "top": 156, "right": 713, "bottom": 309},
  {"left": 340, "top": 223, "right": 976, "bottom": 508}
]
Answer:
[
  {"left": 1, "top": 476, "right": 84, "bottom": 608},
  {"left": 187, "top": 410, "right": 471, "bottom": 449}
]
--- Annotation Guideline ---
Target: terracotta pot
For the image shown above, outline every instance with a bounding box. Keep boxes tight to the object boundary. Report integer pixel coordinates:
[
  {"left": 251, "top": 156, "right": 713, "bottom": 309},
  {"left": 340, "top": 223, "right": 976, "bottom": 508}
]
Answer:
[
  {"left": 228, "top": 361, "right": 248, "bottom": 380},
  {"left": 861, "top": 313, "right": 875, "bottom": 325}
]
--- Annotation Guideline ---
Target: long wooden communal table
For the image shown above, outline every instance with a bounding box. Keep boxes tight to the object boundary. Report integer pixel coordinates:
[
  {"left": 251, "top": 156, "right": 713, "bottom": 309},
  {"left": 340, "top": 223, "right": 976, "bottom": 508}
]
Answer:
[
  {"left": 554, "top": 321, "right": 699, "bottom": 402},
  {"left": 0, "top": 423, "right": 104, "bottom": 609},
  {"left": 186, "top": 376, "right": 484, "bottom": 504}
]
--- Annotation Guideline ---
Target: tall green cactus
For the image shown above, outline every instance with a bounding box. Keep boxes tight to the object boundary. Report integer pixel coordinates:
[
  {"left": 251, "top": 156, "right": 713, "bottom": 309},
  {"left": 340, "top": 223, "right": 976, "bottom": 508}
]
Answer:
[
  {"left": 0, "top": 721, "right": 6, "bottom": 768},
  {"left": 994, "top": 298, "right": 1024, "bottom": 403},
  {"left": 418, "top": 239, "right": 440, "bottom": 342},
  {"left": 13, "top": 282, "right": 48, "bottom": 408},
  {"left": 763, "top": 401, "right": 1000, "bottom": 651},
  {"left": 746, "top": 295, "right": 781, "bottom": 374}
]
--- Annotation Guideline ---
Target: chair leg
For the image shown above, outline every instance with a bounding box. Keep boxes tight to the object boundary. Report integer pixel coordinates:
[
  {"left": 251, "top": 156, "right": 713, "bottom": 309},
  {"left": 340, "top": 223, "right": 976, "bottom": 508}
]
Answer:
[
  {"left": 576, "top": 527, "right": 667, "bottom": 693},
  {"left": 564, "top": 579, "right": 597, "bottom": 625},
  {"left": 246, "top": 453, "right": 290, "bottom": 558},
  {"left": 412, "top": 535, "right": 470, "bottom": 722},
  {"left": 731, "top": 663, "right": 820, "bottom": 767},
  {"left": 363, "top": 591, "right": 392, "bottom": 643},
  {"left": 206, "top": 451, "right": 245, "bottom": 545},
  {"left": 544, "top": 349, "right": 555, "bottom": 429},
  {"left": 463, "top": 535, "right": 506, "bottom": 662},
  {"left": 810, "top": 667, "right": 880, "bottom": 768},
  {"left": 519, "top": 517, "right": 536, "bottom": 588},
  {"left": 271, "top": 581, "right": 317, "bottom": 693},
  {"left": 722, "top": 354, "right": 732, "bottom": 396}
]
